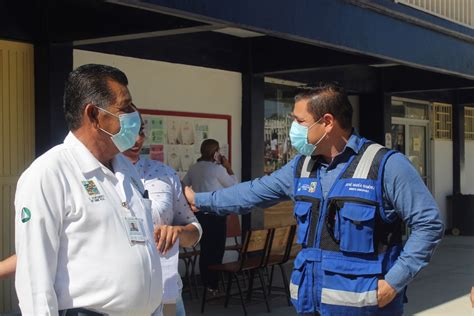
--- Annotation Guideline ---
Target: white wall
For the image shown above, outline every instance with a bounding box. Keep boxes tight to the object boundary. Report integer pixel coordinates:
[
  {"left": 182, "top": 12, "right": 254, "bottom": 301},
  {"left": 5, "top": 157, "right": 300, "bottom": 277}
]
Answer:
[
  {"left": 432, "top": 140, "right": 453, "bottom": 224},
  {"left": 73, "top": 49, "right": 242, "bottom": 179},
  {"left": 74, "top": 50, "right": 243, "bottom": 272},
  {"left": 461, "top": 141, "right": 474, "bottom": 194}
]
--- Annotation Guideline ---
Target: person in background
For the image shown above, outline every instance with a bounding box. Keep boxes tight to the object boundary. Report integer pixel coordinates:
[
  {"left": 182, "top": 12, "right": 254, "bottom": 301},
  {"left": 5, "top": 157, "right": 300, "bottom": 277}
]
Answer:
[
  {"left": 15, "top": 64, "right": 162, "bottom": 316},
  {"left": 123, "top": 107, "right": 202, "bottom": 316},
  {"left": 0, "top": 255, "right": 16, "bottom": 280},
  {"left": 182, "top": 139, "right": 238, "bottom": 295},
  {"left": 184, "top": 83, "right": 444, "bottom": 316}
]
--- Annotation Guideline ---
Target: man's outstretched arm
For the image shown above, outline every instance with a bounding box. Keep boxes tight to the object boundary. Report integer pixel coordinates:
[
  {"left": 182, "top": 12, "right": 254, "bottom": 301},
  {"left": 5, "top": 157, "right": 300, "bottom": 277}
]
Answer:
[{"left": 185, "top": 156, "right": 299, "bottom": 215}]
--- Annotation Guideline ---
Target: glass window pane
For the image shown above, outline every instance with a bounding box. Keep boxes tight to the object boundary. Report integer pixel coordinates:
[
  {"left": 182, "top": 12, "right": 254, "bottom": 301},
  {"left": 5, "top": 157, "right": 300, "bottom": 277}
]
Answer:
[
  {"left": 405, "top": 102, "right": 428, "bottom": 120},
  {"left": 391, "top": 98, "right": 428, "bottom": 120},
  {"left": 391, "top": 124, "right": 405, "bottom": 154},
  {"left": 264, "top": 83, "right": 297, "bottom": 174},
  {"left": 408, "top": 125, "right": 427, "bottom": 179},
  {"left": 391, "top": 99, "right": 405, "bottom": 118}
]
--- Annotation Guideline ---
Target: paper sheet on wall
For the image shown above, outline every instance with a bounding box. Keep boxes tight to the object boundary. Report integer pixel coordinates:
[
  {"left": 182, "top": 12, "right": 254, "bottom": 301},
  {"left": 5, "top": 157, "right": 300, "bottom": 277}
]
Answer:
[
  {"left": 160, "top": 241, "right": 180, "bottom": 304},
  {"left": 220, "top": 144, "right": 229, "bottom": 159}
]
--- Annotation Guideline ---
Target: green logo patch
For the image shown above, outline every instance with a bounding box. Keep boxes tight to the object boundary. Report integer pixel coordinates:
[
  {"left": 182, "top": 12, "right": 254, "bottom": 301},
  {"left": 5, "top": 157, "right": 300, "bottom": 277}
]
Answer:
[
  {"left": 82, "top": 180, "right": 100, "bottom": 196},
  {"left": 21, "top": 207, "right": 31, "bottom": 223}
]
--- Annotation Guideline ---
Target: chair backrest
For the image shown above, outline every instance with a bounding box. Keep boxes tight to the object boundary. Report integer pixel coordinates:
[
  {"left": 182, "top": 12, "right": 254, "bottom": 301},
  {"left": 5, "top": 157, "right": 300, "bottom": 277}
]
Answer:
[
  {"left": 267, "top": 224, "right": 297, "bottom": 264},
  {"left": 289, "top": 228, "right": 302, "bottom": 259},
  {"left": 269, "top": 225, "right": 292, "bottom": 256},
  {"left": 282, "top": 225, "right": 297, "bottom": 262},
  {"left": 226, "top": 214, "right": 241, "bottom": 238},
  {"left": 239, "top": 228, "right": 274, "bottom": 269}
]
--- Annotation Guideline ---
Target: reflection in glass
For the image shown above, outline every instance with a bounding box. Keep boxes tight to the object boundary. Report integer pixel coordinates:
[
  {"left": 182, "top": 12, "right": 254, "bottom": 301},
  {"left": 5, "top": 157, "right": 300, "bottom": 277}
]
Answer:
[
  {"left": 391, "top": 124, "right": 405, "bottom": 154},
  {"left": 264, "top": 83, "right": 297, "bottom": 174},
  {"left": 408, "top": 125, "right": 427, "bottom": 179}
]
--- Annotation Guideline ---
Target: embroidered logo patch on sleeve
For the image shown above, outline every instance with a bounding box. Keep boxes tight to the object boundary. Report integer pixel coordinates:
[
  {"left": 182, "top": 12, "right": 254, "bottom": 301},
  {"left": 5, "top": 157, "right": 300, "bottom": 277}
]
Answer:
[
  {"left": 21, "top": 207, "right": 31, "bottom": 223},
  {"left": 81, "top": 180, "right": 105, "bottom": 202}
]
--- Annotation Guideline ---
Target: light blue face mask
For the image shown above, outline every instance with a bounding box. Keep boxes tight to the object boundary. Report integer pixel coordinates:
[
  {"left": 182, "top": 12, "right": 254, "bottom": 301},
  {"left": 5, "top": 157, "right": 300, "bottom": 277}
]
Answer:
[
  {"left": 289, "top": 118, "right": 326, "bottom": 156},
  {"left": 97, "top": 107, "right": 141, "bottom": 152}
]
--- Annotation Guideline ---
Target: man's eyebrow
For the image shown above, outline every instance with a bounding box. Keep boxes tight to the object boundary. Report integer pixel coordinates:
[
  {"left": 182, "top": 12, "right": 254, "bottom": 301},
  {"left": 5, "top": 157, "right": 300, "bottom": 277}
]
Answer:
[
  {"left": 290, "top": 113, "right": 304, "bottom": 120},
  {"left": 117, "top": 97, "right": 132, "bottom": 110}
]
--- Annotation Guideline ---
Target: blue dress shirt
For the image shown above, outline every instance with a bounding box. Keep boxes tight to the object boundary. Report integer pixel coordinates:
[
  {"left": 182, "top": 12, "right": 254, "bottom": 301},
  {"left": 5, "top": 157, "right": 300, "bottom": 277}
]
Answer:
[{"left": 195, "top": 133, "right": 444, "bottom": 292}]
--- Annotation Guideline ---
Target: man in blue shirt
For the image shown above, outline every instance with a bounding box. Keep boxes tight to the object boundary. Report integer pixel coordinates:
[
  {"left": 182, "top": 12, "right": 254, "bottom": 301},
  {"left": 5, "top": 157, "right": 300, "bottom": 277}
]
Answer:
[{"left": 185, "top": 83, "right": 443, "bottom": 315}]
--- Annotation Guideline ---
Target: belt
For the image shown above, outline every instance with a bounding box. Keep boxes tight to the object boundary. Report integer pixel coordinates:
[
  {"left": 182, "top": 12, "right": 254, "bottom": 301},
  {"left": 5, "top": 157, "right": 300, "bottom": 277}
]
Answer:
[{"left": 59, "top": 308, "right": 104, "bottom": 316}]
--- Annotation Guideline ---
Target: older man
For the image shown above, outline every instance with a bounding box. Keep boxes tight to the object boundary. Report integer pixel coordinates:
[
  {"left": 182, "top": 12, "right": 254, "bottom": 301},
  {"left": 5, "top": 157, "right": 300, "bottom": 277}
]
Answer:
[{"left": 15, "top": 64, "right": 162, "bottom": 315}]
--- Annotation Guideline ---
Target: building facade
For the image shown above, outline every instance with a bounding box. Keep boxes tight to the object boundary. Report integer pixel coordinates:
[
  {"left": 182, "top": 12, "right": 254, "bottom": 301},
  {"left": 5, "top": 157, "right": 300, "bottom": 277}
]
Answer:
[{"left": 1, "top": 0, "right": 474, "bottom": 312}]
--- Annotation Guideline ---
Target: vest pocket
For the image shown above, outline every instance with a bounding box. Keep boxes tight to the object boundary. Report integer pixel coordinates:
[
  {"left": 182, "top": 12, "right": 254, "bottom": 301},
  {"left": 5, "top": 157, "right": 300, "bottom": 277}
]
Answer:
[
  {"left": 290, "top": 253, "right": 315, "bottom": 313},
  {"left": 294, "top": 201, "right": 312, "bottom": 244},
  {"left": 337, "top": 202, "right": 376, "bottom": 254},
  {"left": 321, "top": 257, "right": 381, "bottom": 313}
]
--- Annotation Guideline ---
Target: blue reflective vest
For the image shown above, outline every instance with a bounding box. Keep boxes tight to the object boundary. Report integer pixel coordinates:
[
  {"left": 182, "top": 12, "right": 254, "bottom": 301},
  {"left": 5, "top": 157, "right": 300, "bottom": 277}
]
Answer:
[{"left": 290, "top": 139, "right": 405, "bottom": 315}]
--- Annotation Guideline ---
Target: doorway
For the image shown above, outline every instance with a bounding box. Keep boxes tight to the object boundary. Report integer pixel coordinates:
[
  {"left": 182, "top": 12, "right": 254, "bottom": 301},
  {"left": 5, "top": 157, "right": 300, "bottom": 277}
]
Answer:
[
  {"left": 391, "top": 118, "right": 431, "bottom": 190},
  {"left": 391, "top": 97, "right": 432, "bottom": 190}
]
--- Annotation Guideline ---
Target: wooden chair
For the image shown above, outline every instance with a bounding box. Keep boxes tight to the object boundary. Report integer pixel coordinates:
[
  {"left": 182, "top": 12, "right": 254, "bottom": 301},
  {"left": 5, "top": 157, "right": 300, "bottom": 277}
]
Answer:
[
  {"left": 265, "top": 224, "right": 297, "bottom": 305},
  {"left": 201, "top": 228, "right": 274, "bottom": 316},
  {"left": 224, "top": 213, "right": 242, "bottom": 254},
  {"left": 179, "top": 246, "right": 200, "bottom": 299}
]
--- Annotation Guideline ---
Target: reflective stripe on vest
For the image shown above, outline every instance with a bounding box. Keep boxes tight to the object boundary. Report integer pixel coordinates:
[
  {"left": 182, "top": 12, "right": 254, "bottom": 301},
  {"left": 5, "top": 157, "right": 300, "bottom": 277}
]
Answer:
[
  {"left": 321, "top": 288, "right": 378, "bottom": 307},
  {"left": 300, "top": 156, "right": 316, "bottom": 178},
  {"left": 352, "top": 144, "right": 384, "bottom": 179}
]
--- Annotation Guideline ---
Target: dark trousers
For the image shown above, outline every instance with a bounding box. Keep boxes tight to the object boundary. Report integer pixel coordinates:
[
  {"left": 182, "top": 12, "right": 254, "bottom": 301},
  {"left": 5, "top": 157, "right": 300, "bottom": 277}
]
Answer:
[
  {"left": 59, "top": 308, "right": 103, "bottom": 316},
  {"left": 196, "top": 212, "right": 227, "bottom": 289}
]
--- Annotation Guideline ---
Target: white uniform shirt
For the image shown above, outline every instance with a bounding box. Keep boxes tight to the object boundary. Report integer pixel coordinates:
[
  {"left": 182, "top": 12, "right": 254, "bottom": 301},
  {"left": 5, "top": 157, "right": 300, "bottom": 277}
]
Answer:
[
  {"left": 182, "top": 160, "right": 238, "bottom": 192},
  {"left": 15, "top": 133, "right": 163, "bottom": 316},
  {"left": 135, "top": 158, "right": 202, "bottom": 303}
]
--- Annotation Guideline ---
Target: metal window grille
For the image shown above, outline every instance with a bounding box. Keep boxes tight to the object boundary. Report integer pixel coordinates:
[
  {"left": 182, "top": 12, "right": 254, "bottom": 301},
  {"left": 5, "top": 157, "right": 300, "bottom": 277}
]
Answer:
[
  {"left": 465, "top": 106, "right": 474, "bottom": 140},
  {"left": 395, "top": 0, "right": 474, "bottom": 29},
  {"left": 432, "top": 102, "right": 452, "bottom": 139}
]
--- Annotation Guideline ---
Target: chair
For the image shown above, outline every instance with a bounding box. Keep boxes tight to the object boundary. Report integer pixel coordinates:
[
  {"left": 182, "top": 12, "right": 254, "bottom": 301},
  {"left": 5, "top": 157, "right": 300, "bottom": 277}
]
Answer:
[
  {"left": 224, "top": 213, "right": 242, "bottom": 254},
  {"left": 265, "top": 225, "right": 297, "bottom": 305},
  {"left": 179, "top": 246, "right": 200, "bottom": 299},
  {"left": 201, "top": 228, "right": 274, "bottom": 316}
]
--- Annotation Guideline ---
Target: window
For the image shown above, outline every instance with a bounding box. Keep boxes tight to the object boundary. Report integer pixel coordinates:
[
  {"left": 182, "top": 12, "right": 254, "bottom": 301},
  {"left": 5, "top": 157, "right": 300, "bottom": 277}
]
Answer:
[
  {"left": 391, "top": 97, "right": 429, "bottom": 120},
  {"left": 432, "top": 102, "right": 452, "bottom": 140},
  {"left": 264, "top": 79, "right": 299, "bottom": 174},
  {"left": 465, "top": 106, "right": 474, "bottom": 141}
]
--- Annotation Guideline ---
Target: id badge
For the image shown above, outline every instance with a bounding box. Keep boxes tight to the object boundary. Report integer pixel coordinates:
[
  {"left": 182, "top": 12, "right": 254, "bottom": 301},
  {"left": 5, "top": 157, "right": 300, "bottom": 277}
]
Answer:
[{"left": 124, "top": 216, "right": 146, "bottom": 243}]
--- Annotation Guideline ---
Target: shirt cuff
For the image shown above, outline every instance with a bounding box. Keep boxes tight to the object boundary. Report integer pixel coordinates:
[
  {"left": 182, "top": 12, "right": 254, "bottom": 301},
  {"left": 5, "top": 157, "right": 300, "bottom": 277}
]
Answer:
[
  {"left": 384, "top": 262, "right": 412, "bottom": 293},
  {"left": 189, "top": 222, "right": 203, "bottom": 246},
  {"left": 195, "top": 192, "right": 213, "bottom": 212}
]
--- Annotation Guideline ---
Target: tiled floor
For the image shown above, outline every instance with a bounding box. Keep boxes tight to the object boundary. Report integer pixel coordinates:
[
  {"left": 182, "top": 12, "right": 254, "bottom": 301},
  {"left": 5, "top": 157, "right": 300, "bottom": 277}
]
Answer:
[
  {"left": 1, "top": 236, "right": 472, "bottom": 315},
  {"left": 182, "top": 236, "right": 474, "bottom": 316}
]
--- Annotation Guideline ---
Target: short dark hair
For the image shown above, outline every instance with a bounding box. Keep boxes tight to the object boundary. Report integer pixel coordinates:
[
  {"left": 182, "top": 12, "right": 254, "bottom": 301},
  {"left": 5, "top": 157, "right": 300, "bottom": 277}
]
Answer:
[
  {"left": 63, "top": 64, "right": 129, "bottom": 130},
  {"left": 294, "top": 83, "right": 353, "bottom": 130}
]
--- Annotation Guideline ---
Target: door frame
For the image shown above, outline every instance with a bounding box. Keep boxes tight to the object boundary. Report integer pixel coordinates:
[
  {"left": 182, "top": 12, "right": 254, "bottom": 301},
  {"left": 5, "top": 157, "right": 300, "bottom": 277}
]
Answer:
[{"left": 391, "top": 117, "right": 432, "bottom": 191}]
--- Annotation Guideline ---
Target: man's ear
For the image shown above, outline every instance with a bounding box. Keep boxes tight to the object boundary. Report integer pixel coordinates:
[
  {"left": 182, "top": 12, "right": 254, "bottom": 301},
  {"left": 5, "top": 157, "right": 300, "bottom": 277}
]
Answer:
[
  {"left": 84, "top": 104, "right": 99, "bottom": 127},
  {"left": 322, "top": 113, "right": 335, "bottom": 127}
]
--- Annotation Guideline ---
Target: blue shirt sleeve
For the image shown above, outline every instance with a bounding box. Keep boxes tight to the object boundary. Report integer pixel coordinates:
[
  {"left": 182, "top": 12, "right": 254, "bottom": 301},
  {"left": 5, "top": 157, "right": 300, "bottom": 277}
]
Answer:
[
  {"left": 382, "top": 152, "right": 444, "bottom": 292},
  {"left": 194, "top": 156, "right": 299, "bottom": 215}
]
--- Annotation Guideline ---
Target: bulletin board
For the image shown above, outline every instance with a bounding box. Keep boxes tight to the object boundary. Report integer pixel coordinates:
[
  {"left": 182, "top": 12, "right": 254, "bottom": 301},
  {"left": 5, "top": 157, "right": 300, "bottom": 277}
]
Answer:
[{"left": 139, "top": 109, "right": 232, "bottom": 179}]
